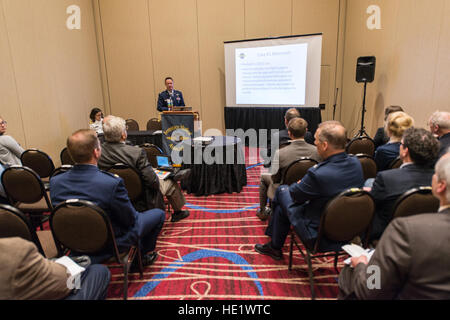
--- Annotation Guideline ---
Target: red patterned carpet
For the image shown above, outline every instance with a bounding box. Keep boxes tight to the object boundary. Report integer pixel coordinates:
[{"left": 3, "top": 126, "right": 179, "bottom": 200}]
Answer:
[{"left": 106, "top": 147, "right": 342, "bottom": 300}]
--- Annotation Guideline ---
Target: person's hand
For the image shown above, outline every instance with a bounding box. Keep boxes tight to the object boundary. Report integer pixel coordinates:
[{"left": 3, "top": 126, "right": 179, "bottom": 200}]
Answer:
[
  {"left": 297, "top": 179, "right": 302, "bottom": 184},
  {"left": 351, "top": 255, "right": 368, "bottom": 268},
  {"left": 363, "top": 187, "right": 372, "bottom": 192}
]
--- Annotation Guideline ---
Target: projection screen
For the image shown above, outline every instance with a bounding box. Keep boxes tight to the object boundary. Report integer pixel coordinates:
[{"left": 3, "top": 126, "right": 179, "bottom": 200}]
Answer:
[{"left": 224, "top": 34, "right": 322, "bottom": 108}]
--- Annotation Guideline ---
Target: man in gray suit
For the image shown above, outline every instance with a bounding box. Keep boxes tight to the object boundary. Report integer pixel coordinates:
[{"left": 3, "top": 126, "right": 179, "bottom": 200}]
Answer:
[
  {"left": 338, "top": 152, "right": 450, "bottom": 299},
  {"left": 0, "top": 237, "right": 110, "bottom": 300},
  {"left": 257, "top": 117, "right": 321, "bottom": 221},
  {"left": 98, "top": 116, "right": 189, "bottom": 222}
]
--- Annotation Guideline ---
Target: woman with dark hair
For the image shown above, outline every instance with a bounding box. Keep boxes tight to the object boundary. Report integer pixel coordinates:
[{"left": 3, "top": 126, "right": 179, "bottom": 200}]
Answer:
[
  {"left": 89, "top": 107, "right": 104, "bottom": 134},
  {"left": 373, "top": 105, "right": 404, "bottom": 149}
]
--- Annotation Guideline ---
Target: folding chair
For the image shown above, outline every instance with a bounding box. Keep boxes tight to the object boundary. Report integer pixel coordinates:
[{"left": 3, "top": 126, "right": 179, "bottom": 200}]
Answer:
[{"left": 50, "top": 199, "right": 143, "bottom": 300}]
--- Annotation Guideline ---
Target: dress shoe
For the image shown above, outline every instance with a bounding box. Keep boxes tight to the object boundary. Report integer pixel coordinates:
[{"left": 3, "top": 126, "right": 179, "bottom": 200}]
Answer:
[
  {"left": 256, "top": 207, "right": 272, "bottom": 221},
  {"left": 171, "top": 210, "right": 190, "bottom": 222},
  {"left": 130, "top": 252, "right": 157, "bottom": 272},
  {"left": 254, "top": 242, "right": 282, "bottom": 260}
]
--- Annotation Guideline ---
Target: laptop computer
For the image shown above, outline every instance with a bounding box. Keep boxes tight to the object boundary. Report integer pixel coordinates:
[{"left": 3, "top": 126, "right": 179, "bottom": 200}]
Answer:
[{"left": 156, "top": 155, "right": 173, "bottom": 172}]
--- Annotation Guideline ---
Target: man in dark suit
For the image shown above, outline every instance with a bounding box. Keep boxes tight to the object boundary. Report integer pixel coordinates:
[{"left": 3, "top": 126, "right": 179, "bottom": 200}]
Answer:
[
  {"left": 157, "top": 77, "right": 185, "bottom": 112},
  {"left": 369, "top": 127, "right": 439, "bottom": 240},
  {"left": 338, "top": 154, "right": 450, "bottom": 299},
  {"left": 428, "top": 110, "right": 450, "bottom": 159},
  {"left": 50, "top": 129, "right": 166, "bottom": 266},
  {"left": 257, "top": 117, "right": 321, "bottom": 221},
  {"left": 255, "top": 121, "right": 364, "bottom": 260},
  {"left": 98, "top": 116, "right": 189, "bottom": 222}
]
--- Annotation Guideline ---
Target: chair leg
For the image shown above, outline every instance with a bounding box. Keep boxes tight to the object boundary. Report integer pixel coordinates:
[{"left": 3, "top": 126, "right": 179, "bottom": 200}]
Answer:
[
  {"left": 305, "top": 251, "right": 316, "bottom": 300},
  {"left": 123, "top": 264, "right": 128, "bottom": 300},
  {"left": 288, "top": 232, "right": 294, "bottom": 271},
  {"left": 137, "top": 249, "right": 144, "bottom": 279},
  {"left": 334, "top": 252, "right": 339, "bottom": 274}
]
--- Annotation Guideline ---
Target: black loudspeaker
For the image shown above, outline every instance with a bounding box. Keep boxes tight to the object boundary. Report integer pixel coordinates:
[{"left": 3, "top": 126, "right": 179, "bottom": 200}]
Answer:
[{"left": 356, "top": 56, "right": 376, "bottom": 83}]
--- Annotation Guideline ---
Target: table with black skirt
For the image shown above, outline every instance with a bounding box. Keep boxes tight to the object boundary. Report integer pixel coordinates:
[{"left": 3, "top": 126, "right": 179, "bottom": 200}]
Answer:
[
  {"left": 125, "top": 130, "right": 163, "bottom": 149},
  {"left": 180, "top": 136, "right": 247, "bottom": 196}
]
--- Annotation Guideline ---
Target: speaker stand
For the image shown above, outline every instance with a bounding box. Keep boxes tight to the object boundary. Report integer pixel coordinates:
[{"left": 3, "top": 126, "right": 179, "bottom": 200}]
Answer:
[{"left": 355, "top": 81, "right": 369, "bottom": 138}]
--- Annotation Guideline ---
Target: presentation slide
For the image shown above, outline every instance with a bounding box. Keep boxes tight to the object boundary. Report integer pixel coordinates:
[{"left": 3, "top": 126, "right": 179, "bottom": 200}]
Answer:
[
  {"left": 235, "top": 43, "right": 308, "bottom": 105},
  {"left": 224, "top": 34, "right": 322, "bottom": 108}
]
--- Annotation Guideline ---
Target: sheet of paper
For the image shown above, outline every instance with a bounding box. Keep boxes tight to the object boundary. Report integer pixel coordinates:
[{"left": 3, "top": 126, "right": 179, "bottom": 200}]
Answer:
[{"left": 54, "top": 256, "right": 85, "bottom": 277}]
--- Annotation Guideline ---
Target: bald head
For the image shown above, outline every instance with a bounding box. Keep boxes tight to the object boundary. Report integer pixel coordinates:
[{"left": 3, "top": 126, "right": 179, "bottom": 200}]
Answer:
[
  {"left": 317, "top": 121, "right": 347, "bottom": 149},
  {"left": 67, "top": 129, "right": 100, "bottom": 164}
]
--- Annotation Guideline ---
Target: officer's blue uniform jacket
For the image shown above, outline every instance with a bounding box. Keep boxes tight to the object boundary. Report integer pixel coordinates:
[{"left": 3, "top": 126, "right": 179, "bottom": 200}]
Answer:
[{"left": 157, "top": 90, "right": 185, "bottom": 112}]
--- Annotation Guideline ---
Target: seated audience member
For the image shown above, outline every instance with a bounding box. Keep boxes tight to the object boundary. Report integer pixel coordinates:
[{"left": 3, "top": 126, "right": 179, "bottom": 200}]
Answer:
[
  {"left": 50, "top": 129, "right": 165, "bottom": 266},
  {"left": 255, "top": 121, "right": 364, "bottom": 260},
  {"left": 98, "top": 116, "right": 189, "bottom": 222},
  {"left": 257, "top": 118, "right": 321, "bottom": 221},
  {"left": 369, "top": 127, "right": 439, "bottom": 240},
  {"left": 428, "top": 110, "right": 450, "bottom": 159},
  {"left": 373, "top": 105, "right": 404, "bottom": 149},
  {"left": 0, "top": 116, "right": 24, "bottom": 166},
  {"left": 264, "top": 108, "right": 314, "bottom": 167},
  {"left": 89, "top": 107, "right": 104, "bottom": 135},
  {"left": 374, "top": 111, "right": 414, "bottom": 171},
  {"left": 338, "top": 154, "right": 450, "bottom": 300},
  {"left": 0, "top": 237, "right": 110, "bottom": 300}
]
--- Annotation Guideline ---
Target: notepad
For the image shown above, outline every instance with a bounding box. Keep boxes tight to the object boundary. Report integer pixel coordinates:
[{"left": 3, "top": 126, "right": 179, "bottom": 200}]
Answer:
[
  {"left": 342, "top": 244, "right": 375, "bottom": 265},
  {"left": 54, "top": 256, "right": 85, "bottom": 277}
]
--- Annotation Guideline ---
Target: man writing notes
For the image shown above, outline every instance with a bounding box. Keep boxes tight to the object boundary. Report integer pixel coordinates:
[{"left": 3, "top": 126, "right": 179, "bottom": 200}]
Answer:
[{"left": 157, "top": 77, "right": 185, "bottom": 112}]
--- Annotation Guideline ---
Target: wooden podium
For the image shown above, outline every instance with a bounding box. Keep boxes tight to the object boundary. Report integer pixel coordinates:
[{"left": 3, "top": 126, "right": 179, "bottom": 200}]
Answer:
[{"left": 162, "top": 110, "right": 200, "bottom": 120}]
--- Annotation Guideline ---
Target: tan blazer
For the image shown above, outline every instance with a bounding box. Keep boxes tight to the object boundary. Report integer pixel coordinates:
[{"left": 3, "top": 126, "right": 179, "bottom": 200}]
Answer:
[
  {"left": 264, "top": 139, "right": 320, "bottom": 199},
  {"left": 270, "top": 139, "right": 321, "bottom": 184},
  {"left": 338, "top": 209, "right": 450, "bottom": 299},
  {"left": 0, "top": 237, "right": 71, "bottom": 300}
]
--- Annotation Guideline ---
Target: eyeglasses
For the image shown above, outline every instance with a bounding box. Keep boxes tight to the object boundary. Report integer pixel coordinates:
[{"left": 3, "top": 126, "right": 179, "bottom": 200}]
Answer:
[{"left": 0, "top": 121, "right": 7, "bottom": 126}]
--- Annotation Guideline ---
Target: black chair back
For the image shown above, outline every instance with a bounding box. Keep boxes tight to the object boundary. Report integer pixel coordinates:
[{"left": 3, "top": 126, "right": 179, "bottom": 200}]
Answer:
[
  {"left": 316, "top": 188, "right": 375, "bottom": 251},
  {"left": 0, "top": 204, "right": 46, "bottom": 255},
  {"left": 60, "top": 147, "right": 75, "bottom": 165},
  {"left": 126, "top": 119, "right": 139, "bottom": 131},
  {"left": 146, "top": 118, "right": 162, "bottom": 131},
  {"left": 283, "top": 157, "right": 318, "bottom": 185},
  {"left": 389, "top": 156, "right": 403, "bottom": 169},
  {"left": 50, "top": 199, "right": 142, "bottom": 299},
  {"left": 346, "top": 137, "right": 375, "bottom": 157},
  {"left": 107, "top": 164, "right": 143, "bottom": 202},
  {"left": 51, "top": 165, "right": 74, "bottom": 178},
  {"left": 1, "top": 166, "right": 51, "bottom": 206},
  {"left": 392, "top": 186, "right": 439, "bottom": 219},
  {"left": 21, "top": 149, "right": 55, "bottom": 179},
  {"left": 140, "top": 143, "right": 163, "bottom": 168},
  {"left": 356, "top": 154, "right": 377, "bottom": 180},
  {"left": 50, "top": 199, "right": 114, "bottom": 256}
]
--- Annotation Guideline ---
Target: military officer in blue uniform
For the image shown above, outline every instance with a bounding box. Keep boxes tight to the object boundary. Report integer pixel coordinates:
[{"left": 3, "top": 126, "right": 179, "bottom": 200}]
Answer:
[
  {"left": 255, "top": 121, "right": 365, "bottom": 260},
  {"left": 50, "top": 129, "right": 166, "bottom": 267},
  {"left": 157, "top": 77, "right": 185, "bottom": 112}
]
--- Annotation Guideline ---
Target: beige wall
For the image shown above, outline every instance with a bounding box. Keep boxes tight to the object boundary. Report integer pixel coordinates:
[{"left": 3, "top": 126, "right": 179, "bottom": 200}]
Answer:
[
  {"left": 0, "top": 0, "right": 104, "bottom": 165},
  {"left": 340, "top": 0, "right": 450, "bottom": 138},
  {"left": 96, "top": 0, "right": 344, "bottom": 133}
]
